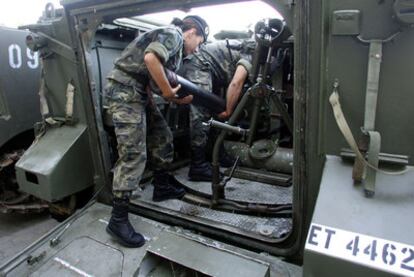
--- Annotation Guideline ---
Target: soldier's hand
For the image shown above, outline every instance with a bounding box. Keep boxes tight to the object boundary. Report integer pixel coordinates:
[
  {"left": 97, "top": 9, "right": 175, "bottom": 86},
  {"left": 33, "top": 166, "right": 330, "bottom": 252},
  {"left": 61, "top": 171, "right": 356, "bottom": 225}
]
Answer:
[
  {"left": 171, "top": 83, "right": 182, "bottom": 97},
  {"left": 165, "top": 84, "right": 193, "bottom": 105},
  {"left": 218, "top": 111, "right": 229, "bottom": 119},
  {"left": 172, "top": 95, "right": 193, "bottom": 105},
  {"left": 162, "top": 84, "right": 181, "bottom": 100}
]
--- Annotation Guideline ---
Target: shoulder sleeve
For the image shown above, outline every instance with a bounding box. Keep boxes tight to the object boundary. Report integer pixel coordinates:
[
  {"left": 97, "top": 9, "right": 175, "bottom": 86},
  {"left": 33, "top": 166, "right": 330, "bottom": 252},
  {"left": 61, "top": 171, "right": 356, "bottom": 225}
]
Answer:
[
  {"left": 144, "top": 27, "right": 183, "bottom": 65},
  {"left": 236, "top": 58, "right": 252, "bottom": 74},
  {"left": 236, "top": 39, "right": 255, "bottom": 73},
  {"left": 144, "top": 42, "right": 169, "bottom": 64}
]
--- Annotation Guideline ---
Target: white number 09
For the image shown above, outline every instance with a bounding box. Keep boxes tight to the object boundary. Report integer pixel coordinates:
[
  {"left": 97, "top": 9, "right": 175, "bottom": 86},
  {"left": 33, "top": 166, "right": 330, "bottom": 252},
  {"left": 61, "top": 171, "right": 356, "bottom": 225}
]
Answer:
[{"left": 8, "top": 44, "right": 39, "bottom": 69}]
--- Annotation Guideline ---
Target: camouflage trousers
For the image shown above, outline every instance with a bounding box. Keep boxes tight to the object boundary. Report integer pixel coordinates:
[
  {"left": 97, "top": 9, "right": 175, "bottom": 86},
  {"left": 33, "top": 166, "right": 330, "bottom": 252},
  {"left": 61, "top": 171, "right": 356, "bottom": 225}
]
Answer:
[
  {"left": 189, "top": 104, "right": 212, "bottom": 150},
  {"left": 106, "top": 81, "right": 173, "bottom": 192}
]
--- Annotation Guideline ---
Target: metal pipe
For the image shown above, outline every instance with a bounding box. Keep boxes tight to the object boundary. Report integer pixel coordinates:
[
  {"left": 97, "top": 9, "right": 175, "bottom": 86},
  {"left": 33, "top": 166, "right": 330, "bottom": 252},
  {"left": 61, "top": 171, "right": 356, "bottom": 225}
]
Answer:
[
  {"left": 183, "top": 194, "right": 292, "bottom": 216},
  {"left": 224, "top": 141, "right": 293, "bottom": 174},
  {"left": 204, "top": 119, "right": 249, "bottom": 136},
  {"left": 211, "top": 89, "right": 252, "bottom": 205},
  {"left": 246, "top": 97, "right": 262, "bottom": 146},
  {"left": 246, "top": 47, "right": 273, "bottom": 146},
  {"left": 270, "top": 93, "right": 293, "bottom": 134},
  {"left": 263, "top": 46, "right": 274, "bottom": 82},
  {"left": 250, "top": 44, "right": 267, "bottom": 80},
  {"left": 165, "top": 69, "right": 226, "bottom": 114},
  {"left": 217, "top": 199, "right": 292, "bottom": 214}
]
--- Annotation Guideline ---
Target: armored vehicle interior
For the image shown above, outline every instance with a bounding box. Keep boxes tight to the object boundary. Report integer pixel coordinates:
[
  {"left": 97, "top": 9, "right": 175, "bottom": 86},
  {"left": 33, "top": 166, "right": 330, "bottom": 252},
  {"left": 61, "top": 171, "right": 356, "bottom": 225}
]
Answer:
[
  {"left": 92, "top": 3, "right": 296, "bottom": 252},
  {"left": 1, "top": 2, "right": 299, "bottom": 254}
]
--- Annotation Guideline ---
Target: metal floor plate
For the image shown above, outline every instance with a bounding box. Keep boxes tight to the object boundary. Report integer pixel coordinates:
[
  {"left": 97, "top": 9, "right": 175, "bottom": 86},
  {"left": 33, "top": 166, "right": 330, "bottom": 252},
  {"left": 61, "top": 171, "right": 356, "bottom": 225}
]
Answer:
[
  {"left": 174, "top": 166, "right": 292, "bottom": 205},
  {"left": 134, "top": 166, "right": 292, "bottom": 239},
  {"left": 0, "top": 203, "right": 302, "bottom": 277},
  {"left": 31, "top": 237, "right": 123, "bottom": 277}
]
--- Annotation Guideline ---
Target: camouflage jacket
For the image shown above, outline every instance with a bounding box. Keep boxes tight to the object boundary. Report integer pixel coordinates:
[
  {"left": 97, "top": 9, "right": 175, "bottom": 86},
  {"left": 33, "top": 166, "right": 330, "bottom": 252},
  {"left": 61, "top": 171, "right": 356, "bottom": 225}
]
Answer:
[
  {"left": 179, "top": 39, "right": 256, "bottom": 93},
  {"left": 107, "top": 26, "right": 183, "bottom": 92}
]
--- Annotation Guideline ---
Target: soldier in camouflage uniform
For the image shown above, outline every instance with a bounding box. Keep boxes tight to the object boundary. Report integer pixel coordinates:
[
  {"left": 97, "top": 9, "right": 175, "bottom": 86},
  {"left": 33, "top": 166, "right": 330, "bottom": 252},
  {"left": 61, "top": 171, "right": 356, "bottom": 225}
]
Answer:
[
  {"left": 104, "top": 15, "right": 209, "bottom": 248},
  {"left": 179, "top": 39, "right": 255, "bottom": 181}
]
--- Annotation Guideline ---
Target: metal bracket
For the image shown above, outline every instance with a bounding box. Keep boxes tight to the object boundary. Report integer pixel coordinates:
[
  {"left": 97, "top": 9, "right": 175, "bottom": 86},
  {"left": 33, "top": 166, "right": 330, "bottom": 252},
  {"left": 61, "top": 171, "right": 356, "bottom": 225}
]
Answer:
[
  {"left": 26, "top": 251, "right": 46, "bottom": 266},
  {"left": 269, "top": 89, "right": 293, "bottom": 134},
  {"left": 37, "top": 32, "right": 78, "bottom": 63}
]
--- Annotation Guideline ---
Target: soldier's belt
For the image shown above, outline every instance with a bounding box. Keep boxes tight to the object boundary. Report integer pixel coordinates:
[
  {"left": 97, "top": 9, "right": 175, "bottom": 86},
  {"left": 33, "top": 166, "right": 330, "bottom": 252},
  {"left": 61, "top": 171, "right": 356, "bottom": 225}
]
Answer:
[{"left": 165, "top": 69, "right": 226, "bottom": 114}]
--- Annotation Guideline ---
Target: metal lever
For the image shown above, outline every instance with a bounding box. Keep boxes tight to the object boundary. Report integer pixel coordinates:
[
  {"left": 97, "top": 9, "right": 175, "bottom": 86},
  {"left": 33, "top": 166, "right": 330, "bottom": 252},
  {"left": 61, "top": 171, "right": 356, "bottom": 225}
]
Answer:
[
  {"left": 50, "top": 185, "right": 104, "bottom": 247},
  {"left": 220, "top": 156, "right": 240, "bottom": 188}
]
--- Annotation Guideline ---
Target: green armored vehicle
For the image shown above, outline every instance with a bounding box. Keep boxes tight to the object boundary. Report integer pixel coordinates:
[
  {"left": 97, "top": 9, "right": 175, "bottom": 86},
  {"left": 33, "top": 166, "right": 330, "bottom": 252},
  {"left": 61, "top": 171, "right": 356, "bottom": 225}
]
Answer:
[
  {"left": 0, "top": 8, "right": 159, "bottom": 215},
  {"left": 0, "top": 26, "right": 42, "bottom": 213},
  {"left": 1, "top": 0, "right": 414, "bottom": 276}
]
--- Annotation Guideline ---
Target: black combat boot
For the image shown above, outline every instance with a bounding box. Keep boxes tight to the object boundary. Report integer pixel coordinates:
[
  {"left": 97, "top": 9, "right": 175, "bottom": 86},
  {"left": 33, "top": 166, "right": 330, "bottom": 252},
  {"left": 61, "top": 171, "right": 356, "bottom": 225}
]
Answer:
[
  {"left": 188, "top": 146, "right": 214, "bottom": 181},
  {"left": 106, "top": 196, "right": 145, "bottom": 248},
  {"left": 152, "top": 171, "right": 186, "bottom": 202}
]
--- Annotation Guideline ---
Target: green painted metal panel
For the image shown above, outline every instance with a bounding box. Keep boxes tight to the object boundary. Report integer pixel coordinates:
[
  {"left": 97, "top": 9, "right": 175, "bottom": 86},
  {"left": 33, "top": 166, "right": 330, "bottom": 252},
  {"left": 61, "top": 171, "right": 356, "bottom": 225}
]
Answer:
[
  {"left": 0, "top": 203, "right": 302, "bottom": 276},
  {"left": 15, "top": 125, "right": 94, "bottom": 202},
  {"left": 304, "top": 156, "right": 414, "bottom": 276},
  {"left": 320, "top": 1, "right": 414, "bottom": 164},
  {"left": 144, "top": 232, "right": 270, "bottom": 277}
]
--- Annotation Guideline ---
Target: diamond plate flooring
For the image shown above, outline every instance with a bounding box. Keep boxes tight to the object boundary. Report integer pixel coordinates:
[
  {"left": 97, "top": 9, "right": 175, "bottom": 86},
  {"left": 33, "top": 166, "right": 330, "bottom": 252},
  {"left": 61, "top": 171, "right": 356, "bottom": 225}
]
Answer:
[
  {"left": 174, "top": 166, "right": 292, "bottom": 205},
  {"left": 133, "top": 166, "right": 292, "bottom": 239}
]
